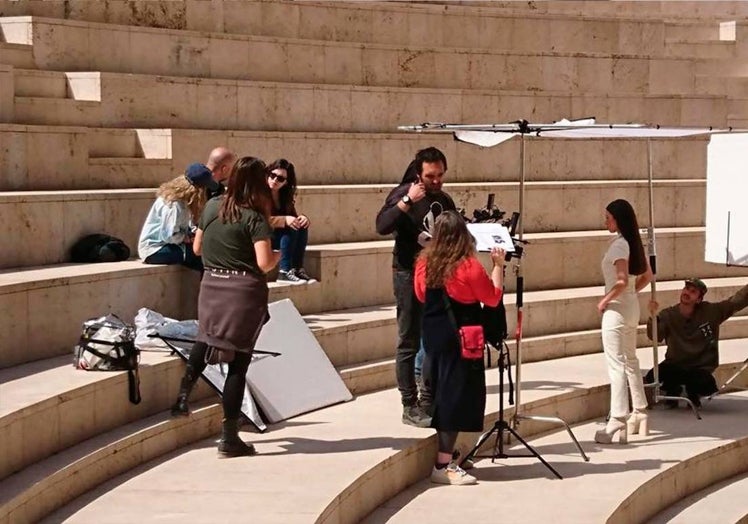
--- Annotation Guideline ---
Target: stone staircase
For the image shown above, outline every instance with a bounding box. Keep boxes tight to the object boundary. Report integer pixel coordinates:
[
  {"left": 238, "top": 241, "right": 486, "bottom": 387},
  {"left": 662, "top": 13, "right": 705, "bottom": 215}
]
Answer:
[{"left": 1, "top": 0, "right": 748, "bottom": 522}]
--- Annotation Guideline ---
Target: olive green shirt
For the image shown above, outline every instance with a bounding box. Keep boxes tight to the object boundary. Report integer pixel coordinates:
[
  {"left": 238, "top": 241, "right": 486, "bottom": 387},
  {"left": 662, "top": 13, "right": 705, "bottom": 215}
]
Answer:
[
  {"left": 647, "top": 283, "right": 748, "bottom": 372},
  {"left": 198, "top": 197, "right": 272, "bottom": 275}
]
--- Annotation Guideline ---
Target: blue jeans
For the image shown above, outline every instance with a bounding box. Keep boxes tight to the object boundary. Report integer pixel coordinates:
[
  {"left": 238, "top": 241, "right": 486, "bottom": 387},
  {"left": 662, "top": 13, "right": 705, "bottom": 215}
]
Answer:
[
  {"left": 272, "top": 227, "right": 309, "bottom": 272},
  {"left": 143, "top": 243, "right": 203, "bottom": 272},
  {"left": 415, "top": 339, "right": 425, "bottom": 377}
]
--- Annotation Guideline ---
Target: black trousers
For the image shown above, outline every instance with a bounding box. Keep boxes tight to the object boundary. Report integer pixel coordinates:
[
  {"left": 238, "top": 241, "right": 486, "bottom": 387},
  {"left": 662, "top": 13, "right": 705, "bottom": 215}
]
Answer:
[
  {"left": 393, "top": 268, "right": 431, "bottom": 406},
  {"left": 645, "top": 361, "right": 718, "bottom": 398},
  {"left": 188, "top": 342, "right": 252, "bottom": 419}
]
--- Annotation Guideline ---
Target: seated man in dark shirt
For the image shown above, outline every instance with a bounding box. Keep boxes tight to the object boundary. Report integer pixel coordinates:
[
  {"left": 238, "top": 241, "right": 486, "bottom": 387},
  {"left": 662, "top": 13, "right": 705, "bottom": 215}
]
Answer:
[{"left": 645, "top": 278, "right": 748, "bottom": 407}]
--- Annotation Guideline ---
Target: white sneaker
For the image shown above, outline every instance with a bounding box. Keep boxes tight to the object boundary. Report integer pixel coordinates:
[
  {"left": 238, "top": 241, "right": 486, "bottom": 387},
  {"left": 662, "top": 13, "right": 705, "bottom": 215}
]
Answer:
[{"left": 430, "top": 464, "right": 477, "bottom": 485}]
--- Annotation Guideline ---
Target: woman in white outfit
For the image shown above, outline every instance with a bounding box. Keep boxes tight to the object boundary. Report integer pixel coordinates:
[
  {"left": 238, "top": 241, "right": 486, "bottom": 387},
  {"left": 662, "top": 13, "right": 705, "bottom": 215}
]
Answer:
[{"left": 596, "top": 199, "right": 652, "bottom": 444}]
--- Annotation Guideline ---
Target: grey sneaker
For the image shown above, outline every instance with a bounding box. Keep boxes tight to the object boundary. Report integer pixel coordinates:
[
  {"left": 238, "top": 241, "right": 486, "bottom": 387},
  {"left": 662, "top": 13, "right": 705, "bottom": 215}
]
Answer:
[
  {"left": 277, "top": 269, "right": 305, "bottom": 285},
  {"left": 430, "top": 464, "right": 477, "bottom": 485},
  {"left": 402, "top": 405, "right": 431, "bottom": 428},
  {"left": 294, "top": 268, "right": 317, "bottom": 283}
]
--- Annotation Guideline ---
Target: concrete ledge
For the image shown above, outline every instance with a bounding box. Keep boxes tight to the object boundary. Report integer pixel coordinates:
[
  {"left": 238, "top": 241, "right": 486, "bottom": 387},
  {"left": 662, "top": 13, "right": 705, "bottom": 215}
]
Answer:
[
  {"left": 9, "top": 69, "right": 728, "bottom": 130},
  {"left": 298, "top": 179, "right": 707, "bottom": 244},
  {"left": 0, "top": 261, "right": 200, "bottom": 368},
  {"left": 649, "top": 471, "right": 748, "bottom": 523},
  {"left": 0, "top": 189, "right": 154, "bottom": 269},
  {"left": 0, "top": 352, "right": 214, "bottom": 482},
  {"left": 35, "top": 344, "right": 748, "bottom": 524},
  {"left": 0, "top": 124, "right": 711, "bottom": 190},
  {"left": 610, "top": 431, "right": 748, "bottom": 524},
  {"left": 0, "top": 402, "right": 223, "bottom": 524},
  {"left": 0, "top": 180, "right": 709, "bottom": 268},
  {"left": 0, "top": 16, "right": 704, "bottom": 94},
  {"left": 3, "top": 254, "right": 745, "bottom": 368}
]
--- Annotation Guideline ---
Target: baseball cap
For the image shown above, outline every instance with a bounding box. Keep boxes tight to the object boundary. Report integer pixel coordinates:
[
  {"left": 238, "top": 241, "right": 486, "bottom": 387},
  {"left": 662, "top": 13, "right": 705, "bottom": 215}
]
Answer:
[
  {"left": 185, "top": 163, "right": 220, "bottom": 192},
  {"left": 684, "top": 278, "right": 707, "bottom": 296}
]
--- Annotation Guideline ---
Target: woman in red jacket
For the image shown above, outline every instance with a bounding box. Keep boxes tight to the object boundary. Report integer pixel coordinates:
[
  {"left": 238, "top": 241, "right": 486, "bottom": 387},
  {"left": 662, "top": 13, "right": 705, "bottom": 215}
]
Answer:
[{"left": 414, "top": 210, "right": 505, "bottom": 485}]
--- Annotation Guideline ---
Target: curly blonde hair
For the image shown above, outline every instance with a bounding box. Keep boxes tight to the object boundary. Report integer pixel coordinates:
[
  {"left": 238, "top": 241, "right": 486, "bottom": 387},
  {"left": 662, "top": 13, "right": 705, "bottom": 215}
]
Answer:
[
  {"left": 418, "top": 210, "right": 476, "bottom": 288},
  {"left": 157, "top": 176, "right": 207, "bottom": 221}
]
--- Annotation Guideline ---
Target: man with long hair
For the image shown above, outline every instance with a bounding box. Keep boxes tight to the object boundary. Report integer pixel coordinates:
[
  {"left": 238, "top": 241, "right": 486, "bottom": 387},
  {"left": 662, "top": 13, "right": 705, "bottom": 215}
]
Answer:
[{"left": 375, "top": 147, "right": 456, "bottom": 427}]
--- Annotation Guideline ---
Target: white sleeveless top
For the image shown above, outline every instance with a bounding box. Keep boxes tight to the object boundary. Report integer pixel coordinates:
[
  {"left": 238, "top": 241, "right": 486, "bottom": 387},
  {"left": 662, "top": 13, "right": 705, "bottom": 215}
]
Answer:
[{"left": 602, "top": 235, "right": 635, "bottom": 295}]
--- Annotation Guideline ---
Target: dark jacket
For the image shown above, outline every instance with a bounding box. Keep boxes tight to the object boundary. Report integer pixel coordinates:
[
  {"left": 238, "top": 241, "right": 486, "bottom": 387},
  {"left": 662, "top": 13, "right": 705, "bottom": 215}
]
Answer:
[
  {"left": 375, "top": 184, "right": 456, "bottom": 271},
  {"left": 647, "top": 283, "right": 748, "bottom": 371}
]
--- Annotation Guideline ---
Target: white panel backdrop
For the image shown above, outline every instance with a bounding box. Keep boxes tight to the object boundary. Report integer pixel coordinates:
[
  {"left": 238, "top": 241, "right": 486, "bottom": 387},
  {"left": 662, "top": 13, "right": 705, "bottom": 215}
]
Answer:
[{"left": 706, "top": 134, "right": 748, "bottom": 267}]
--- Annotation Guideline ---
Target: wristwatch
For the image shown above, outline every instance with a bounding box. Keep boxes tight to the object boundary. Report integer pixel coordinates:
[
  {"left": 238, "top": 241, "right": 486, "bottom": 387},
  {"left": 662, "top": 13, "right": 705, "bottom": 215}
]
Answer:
[{"left": 401, "top": 195, "right": 412, "bottom": 206}]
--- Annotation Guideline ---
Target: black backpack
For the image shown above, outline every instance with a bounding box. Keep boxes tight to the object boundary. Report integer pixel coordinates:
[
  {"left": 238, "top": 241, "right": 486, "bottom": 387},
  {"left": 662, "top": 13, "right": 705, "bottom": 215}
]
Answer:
[{"left": 70, "top": 234, "right": 130, "bottom": 263}]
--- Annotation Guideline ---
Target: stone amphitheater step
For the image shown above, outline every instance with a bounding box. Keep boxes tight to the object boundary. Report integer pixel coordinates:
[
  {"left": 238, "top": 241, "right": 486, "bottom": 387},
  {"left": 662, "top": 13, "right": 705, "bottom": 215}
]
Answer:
[
  {"left": 0, "top": 184, "right": 727, "bottom": 253},
  {"left": 0, "top": 42, "right": 33, "bottom": 69},
  {"left": 664, "top": 40, "right": 737, "bottom": 60},
  {"left": 0, "top": 16, "right": 721, "bottom": 95},
  {"left": 696, "top": 75, "right": 748, "bottom": 97},
  {"left": 0, "top": 261, "right": 200, "bottom": 368},
  {"left": 649, "top": 471, "right": 748, "bottom": 523},
  {"left": 0, "top": 180, "right": 708, "bottom": 269},
  {"left": 8, "top": 69, "right": 728, "bottom": 130},
  {"left": 24, "top": 343, "right": 748, "bottom": 524},
  {"left": 1, "top": 124, "right": 712, "bottom": 191},
  {"left": 0, "top": 352, "right": 215, "bottom": 482},
  {"left": 0, "top": 1, "right": 687, "bottom": 56},
  {"left": 365, "top": 395, "right": 748, "bottom": 524},
  {"left": 4, "top": 248, "right": 746, "bottom": 371},
  {"left": 339, "top": 315, "right": 748, "bottom": 395}
]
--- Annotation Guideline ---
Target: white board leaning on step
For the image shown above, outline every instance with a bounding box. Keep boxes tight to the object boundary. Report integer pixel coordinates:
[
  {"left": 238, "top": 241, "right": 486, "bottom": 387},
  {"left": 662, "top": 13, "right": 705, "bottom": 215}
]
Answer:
[{"left": 706, "top": 133, "right": 748, "bottom": 267}]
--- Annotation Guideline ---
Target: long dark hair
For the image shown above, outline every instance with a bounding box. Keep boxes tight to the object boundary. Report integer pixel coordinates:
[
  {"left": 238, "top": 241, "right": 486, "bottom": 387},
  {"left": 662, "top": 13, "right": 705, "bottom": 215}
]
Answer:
[
  {"left": 400, "top": 159, "right": 419, "bottom": 184},
  {"left": 606, "top": 199, "right": 647, "bottom": 275},
  {"left": 267, "top": 158, "right": 297, "bottom": 212},
  {"left": 419, "top": 210, "right": 476, "bottom": 288},
  {"left": 219, "top": 156, "right": 272, "bottom": 223}
]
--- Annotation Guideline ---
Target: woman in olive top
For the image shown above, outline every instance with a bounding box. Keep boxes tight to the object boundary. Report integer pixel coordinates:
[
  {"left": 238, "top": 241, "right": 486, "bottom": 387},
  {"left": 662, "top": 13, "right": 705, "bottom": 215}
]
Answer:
[{"left": 170, "top": 156, "right": 280, "bottom": 458}]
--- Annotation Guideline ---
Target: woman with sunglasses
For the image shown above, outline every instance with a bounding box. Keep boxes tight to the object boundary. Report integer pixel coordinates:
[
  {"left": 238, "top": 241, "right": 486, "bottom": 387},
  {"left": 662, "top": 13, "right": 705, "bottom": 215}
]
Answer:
[{"left": 267, "top": 158, "right": 315, "bottom": 284}]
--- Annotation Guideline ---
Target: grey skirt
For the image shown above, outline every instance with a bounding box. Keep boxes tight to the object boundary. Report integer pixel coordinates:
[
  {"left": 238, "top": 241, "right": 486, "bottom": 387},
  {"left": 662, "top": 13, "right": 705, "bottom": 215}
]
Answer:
[{"left": 197, "top": 268, "right": 269, "bottom": 353}]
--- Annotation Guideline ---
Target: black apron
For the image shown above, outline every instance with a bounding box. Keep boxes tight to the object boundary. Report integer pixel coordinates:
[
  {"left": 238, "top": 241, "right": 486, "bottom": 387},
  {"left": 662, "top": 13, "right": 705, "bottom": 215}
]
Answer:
[{"left": 422, "top": 287, "right": 486, "bottom": 432}]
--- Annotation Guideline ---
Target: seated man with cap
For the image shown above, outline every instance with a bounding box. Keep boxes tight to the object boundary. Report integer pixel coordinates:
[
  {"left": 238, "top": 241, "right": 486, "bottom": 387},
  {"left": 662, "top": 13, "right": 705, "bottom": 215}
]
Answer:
[
  {"left": 645, "top": 278, "right": 748, "bottom": 407},
  {"left": 137, "top": 163, "right": 219, "bottom": 271}
]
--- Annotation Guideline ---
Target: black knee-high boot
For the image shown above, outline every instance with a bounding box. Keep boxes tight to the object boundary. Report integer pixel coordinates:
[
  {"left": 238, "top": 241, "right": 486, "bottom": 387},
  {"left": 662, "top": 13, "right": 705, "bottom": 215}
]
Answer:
[
  {"left": 217, "top": 418, "right": 257, "bottom": 458},
  {"left": 170, "top": 364, "right": 199, "bottom": 417}
]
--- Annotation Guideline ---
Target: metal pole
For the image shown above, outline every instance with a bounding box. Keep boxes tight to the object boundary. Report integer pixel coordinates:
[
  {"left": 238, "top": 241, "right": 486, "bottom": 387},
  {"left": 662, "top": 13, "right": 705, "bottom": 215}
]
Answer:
[
  {"left": 647, "top": 139, "right": 660, "bottom": 388},
  {"left": 646, "top": 139, "right": 701, "bottom": 419},
  {"left": 509, "top": 133, "right": 589, "bottom": 461},
  {"left": 513, "top": 134, "right": 526, "bottom": 415}
]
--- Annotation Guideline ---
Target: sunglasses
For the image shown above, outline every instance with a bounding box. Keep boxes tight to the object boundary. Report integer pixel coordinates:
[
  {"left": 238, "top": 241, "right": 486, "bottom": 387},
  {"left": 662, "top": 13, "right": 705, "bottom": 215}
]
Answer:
[{"left": 268, "top": 172, "right": 287, "bottom": 183}]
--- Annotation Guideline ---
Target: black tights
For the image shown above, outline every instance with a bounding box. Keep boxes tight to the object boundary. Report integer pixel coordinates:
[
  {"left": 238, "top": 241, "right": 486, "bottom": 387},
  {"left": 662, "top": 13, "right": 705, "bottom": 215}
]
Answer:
[
  {"left": 187, "top": 341, "right": 253, "bottom": 420},
  {"left": 437, "top": 430, "right": 458, "bottom": 456}
]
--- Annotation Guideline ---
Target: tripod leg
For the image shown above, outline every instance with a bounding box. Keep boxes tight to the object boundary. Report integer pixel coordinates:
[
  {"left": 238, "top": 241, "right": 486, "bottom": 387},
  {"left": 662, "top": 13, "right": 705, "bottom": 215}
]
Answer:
[
  {"left": 517, "top": 414, "right": 589, "bottom": 462},
  {"left": 506, "top": 426, "right": 563, "bottom": 479},
  {"left": 462, "top": 423, "right": 504, "bottom": 465}
]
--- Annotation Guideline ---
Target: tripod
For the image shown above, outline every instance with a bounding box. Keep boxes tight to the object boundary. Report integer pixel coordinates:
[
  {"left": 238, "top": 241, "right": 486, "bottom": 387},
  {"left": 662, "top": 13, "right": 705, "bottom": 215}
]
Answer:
[{"left": 462, "top": 340, "right": 562, "bottom": 479}]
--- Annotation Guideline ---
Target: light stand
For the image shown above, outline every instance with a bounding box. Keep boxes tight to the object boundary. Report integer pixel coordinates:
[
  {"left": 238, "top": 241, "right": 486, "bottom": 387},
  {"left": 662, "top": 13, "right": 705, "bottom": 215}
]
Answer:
[
  {"left": 510, "top": 132, "right": 590, "bottom": 462},
  {"left": 461, "top": 339, "right": 563, "bottom": 479},
  {"left": 643, "top": 139, "right": 702, "bottom": 419}
]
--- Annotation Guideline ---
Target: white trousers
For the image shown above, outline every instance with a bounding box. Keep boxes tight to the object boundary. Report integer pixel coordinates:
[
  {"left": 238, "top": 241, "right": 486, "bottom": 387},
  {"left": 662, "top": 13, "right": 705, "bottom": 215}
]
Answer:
[{"left": 601, "top": 296, "right": 647, "bottom": 418}]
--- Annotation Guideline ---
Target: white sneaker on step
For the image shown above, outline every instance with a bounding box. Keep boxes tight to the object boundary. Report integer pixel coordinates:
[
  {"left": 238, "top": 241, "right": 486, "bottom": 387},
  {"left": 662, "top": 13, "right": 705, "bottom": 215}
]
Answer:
[{"left": 430, "top": 464, "right": 477, "bottom": 485}]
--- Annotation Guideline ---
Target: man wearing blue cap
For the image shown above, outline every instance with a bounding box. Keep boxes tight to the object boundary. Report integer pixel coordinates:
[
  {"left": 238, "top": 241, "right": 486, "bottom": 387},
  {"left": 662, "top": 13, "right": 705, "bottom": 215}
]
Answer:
[{"left": 645, "top": 278, "right": 748, "bottom": 407}]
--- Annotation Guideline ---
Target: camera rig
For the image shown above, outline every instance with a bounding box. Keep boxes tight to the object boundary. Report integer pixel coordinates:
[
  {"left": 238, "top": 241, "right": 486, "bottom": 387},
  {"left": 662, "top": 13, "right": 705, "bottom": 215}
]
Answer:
[{"left": 461, "top": 193, "right": 526, "bottom": 261}]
